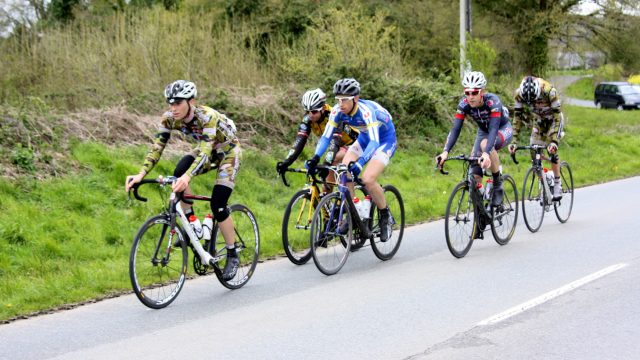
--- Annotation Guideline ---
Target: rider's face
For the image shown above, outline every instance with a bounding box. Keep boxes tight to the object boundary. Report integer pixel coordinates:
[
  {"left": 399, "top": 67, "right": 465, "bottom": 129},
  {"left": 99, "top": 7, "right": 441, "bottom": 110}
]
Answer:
[
  {"left": 336, "top": 95, "right": 357, "bottom": 114},
  {"left": 464, "top": 89, "right": 484, "bottom": 108},
  {"left": 169, "top": 99, "right": 191, "bottom": 120}
]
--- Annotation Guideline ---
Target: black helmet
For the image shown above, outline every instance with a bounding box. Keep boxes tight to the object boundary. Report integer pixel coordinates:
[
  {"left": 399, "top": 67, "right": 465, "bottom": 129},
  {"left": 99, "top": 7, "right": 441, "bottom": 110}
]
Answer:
[{"left": 333, "top": 78, "right": 361, "bottom": 96}]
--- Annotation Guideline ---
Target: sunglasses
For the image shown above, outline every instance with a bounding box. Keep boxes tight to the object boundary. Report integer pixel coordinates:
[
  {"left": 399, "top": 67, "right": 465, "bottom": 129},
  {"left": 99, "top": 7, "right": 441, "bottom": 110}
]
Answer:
[
  {"left": 335, "top": 96, "right": 355, "bottom": 103},
  {"left": 306, "top": 109, "right": 321, "bottom": 115},
  {"left": 464, "top": 90, "right": 480, "bottom": 96}
]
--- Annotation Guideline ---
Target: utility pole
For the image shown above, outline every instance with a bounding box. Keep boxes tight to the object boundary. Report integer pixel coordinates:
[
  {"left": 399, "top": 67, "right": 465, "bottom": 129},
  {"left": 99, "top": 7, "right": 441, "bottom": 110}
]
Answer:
[{"left": 460, "top": 0, "right": 472, "bottom": 79}]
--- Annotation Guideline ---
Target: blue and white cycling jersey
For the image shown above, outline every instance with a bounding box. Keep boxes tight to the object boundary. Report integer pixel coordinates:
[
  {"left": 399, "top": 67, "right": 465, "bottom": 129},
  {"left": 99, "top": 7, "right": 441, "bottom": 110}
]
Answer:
[{"left": 313, "top": 99, "right": 396, "bottom": 166}]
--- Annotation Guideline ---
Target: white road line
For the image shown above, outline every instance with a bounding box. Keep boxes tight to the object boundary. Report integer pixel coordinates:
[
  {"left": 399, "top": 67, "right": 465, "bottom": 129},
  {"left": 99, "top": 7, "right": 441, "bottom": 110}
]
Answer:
[{"left": 477, "top": 263, "right": 628, "bottom": 326}]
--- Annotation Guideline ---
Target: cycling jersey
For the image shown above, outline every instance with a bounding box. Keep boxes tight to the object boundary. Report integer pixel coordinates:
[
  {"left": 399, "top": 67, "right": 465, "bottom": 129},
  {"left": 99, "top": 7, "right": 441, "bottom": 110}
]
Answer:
[
  {"left": 283, "top": 103, "right": 358, "bottom": 165},
  {"left": 314, "top": 99, "right": 396, "bottom": 167},
  {"left": 513, "top": 77, "right": 562, "bottom": 139},
  {"left": 140, "top": 105, "right": 239, "bottom": 177},
  {"left": 444, "top": 93, "right": 510, "bottom": 154}
]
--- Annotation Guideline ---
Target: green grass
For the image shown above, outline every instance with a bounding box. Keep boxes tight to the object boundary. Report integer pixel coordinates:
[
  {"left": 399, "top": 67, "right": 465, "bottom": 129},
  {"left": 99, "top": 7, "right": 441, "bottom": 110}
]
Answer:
[
  {"left": 2, "top": 105, "right": 640, "bottom": 321},
  {"left": 563, "top": 77, "right": 596, "bottom": 101}
]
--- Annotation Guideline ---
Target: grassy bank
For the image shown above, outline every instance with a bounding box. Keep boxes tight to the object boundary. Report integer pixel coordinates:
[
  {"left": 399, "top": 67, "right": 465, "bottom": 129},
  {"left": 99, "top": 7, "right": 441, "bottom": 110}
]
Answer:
[{"left": 2, "top": 105, "right": 640, "bottom": 321}]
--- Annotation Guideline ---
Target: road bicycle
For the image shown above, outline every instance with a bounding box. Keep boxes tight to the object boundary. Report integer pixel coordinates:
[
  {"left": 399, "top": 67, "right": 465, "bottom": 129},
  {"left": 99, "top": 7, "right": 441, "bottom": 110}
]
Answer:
[
  {"left": 309, "top": 164, "right": 405, "bottom": 275},
  {"left": 278, "top": 166, "right": 342, "bottom": 265},
  {"left": 510, "top": 144, "right": 574, "bottom": 232},
  {"left": 440, "top": 155, "right": 518, "bottom": 258},
  {"left": 128, "top": 176, "right": 260, "bottom": 309}
]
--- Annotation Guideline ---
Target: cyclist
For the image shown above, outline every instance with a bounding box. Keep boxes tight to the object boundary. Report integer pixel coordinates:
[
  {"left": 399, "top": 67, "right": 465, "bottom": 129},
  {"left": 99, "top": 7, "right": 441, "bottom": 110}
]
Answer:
[
  {"left": 124, "top": 80, "right": 242, "bottom": 281},
  {"left": 436, "top": 71, "right": 513, "bottom": 210},
  {"left": 275, "top": 88, "right": 359, "bottom": 185},
  {"left": 306, "top": 78, "right": 397, "bottom": 242},
  {"left": 508, "top": 75, "right": 564, "bottom": 200}
]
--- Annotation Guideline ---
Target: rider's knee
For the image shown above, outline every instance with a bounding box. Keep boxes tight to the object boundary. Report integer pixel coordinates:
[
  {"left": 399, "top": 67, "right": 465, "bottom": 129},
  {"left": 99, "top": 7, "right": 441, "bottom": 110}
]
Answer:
[
  {"left": 210, "top": 185, "right": 233, "bottom": 222},
  {"left": 550, "top": 153, "right": 559, "bottom": 164}
]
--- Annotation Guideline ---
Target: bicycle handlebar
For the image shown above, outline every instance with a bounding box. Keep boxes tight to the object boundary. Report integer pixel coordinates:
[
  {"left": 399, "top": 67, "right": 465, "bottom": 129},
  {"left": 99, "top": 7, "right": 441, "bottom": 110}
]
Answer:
[
  {"left": 436, "top": 154, "right": 482, "bottom": 176},
  {"left": 129, "top": 176, "right": 177, "bottom": 202},
  {"left": 509, "top": 144, "right": 548, "bottom": 165}
]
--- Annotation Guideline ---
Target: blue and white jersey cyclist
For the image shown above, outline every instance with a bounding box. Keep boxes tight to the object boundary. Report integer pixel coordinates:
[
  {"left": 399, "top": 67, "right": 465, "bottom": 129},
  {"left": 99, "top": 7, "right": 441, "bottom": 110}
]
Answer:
[
  {"left": 305, "top": 78, "right": 397, "bottom": 242},
  {"left": 436, "top": 71, "right": 513, "bottom": 208}
]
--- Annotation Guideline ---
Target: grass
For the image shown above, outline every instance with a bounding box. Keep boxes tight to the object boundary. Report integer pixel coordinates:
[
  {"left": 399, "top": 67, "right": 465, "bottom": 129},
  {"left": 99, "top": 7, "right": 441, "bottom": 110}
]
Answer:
[
  {"left": 563, "top": 77, "right": 596, "bottom": 101},
  {"left": 2, "top": 105, "right": 640, "bottom": 321}
]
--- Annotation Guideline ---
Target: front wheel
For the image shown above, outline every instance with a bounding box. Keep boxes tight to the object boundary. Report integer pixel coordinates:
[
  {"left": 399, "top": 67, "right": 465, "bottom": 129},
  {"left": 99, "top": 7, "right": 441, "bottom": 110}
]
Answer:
[
  {"left": 210, "top": 204, "right": 260, "bottom": 289},
  {"left": 554, "top": 162, "right": 574, "bottom": 223},
  {"left": 521, "top": 167, "right": 545, "bottom": 233},
  {"left": 444, "top": 182, "right": 475, "bottom": 258},
  {"left": 282, "top": 189, "right": 314, "bottom": 265},
  {"left": 129, "top": 214, "right": 188, "bottom": 309},
  {"left": 491, "top": 174, "right": 518, "bottom": 245},
  {"left": 370, "top": 185, "right": 405, "bottom": 260},
  {"left": 310, "top": 192, "right": 352, "bottom": 275}
]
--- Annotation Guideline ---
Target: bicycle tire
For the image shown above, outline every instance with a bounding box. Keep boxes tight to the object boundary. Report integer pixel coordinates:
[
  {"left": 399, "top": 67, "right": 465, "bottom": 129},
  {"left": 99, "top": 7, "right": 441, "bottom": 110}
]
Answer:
[
  {"left": 521, "top": 167, "right": 545, "bottom": 233},
  {"left": 310, "top": 192, "right": 352, "bottom": 275},
  {"left": 370, "top": 185, "right": 405, "bottom": 261},
  {"left": 444, "top": 182, "right": 475, "bottom": 258},
  {"left": 282, "top": 189, "right": 314, "bottom": 265},
  {"left": 210, "top": 204, "right": 260, "bottom": 290},
  {"left": 129, "top": 214, "right": 188, "bottom": 309},
  {"left": 554, "top": 161, "right": 574, "bottom": 223},
  {"left": 491, "top": 174, "right": 518, "bottom": 245}
]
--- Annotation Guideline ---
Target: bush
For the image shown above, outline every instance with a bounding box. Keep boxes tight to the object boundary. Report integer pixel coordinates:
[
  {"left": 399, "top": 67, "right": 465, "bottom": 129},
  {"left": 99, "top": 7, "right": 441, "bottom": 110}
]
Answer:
[
  {"left": 593, "top": 64, "right": 625, "bottom": 83},
  {"left": 628, "top": 74, "right": 640, "bottom": 85}
]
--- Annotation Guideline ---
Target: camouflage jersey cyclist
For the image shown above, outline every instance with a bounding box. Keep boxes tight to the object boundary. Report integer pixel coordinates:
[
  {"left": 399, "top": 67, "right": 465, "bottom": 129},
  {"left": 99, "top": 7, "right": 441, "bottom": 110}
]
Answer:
[
  {"left": 276, "top": 88, "right": 359, "bottom": 178},
  {"left": 509, "top": 76, "right": 564, "bottom": 200},
  {"left": 124, "top": 80, "right": 242, "bottom": 281}
]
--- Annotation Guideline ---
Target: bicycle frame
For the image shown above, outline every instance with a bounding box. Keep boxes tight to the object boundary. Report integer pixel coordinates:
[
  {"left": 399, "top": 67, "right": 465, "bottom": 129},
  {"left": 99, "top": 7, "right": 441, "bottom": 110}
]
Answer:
[
  {"left": 333, "top": 167, "right": 372, "bottom": 239},
  {"left": 511, "top": 145, "right": 553, "bottom": 207},
  {"left": 280, "top": 166, "right": 338, "bottom": 230},
  {"left": 440, "top": 155, "right": 491, "bottom": 219}
]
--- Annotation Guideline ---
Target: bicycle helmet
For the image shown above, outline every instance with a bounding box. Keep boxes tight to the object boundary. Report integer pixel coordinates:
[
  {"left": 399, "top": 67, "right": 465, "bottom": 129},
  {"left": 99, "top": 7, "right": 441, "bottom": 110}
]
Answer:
[
  {"left": 164, "top": 80, "right": 197, "bottom": 103},
  {"left": 461, "top": 71, "right": 487, "bottom": 89},
  {"left": 518, "top": 76, "right": 540, "bottom": 103},
  {"left": 333, "top": 78, "right": 361, "bottom": 96},
  {"left": 301, "top": 88, "right": 327, "bottom": 111}
]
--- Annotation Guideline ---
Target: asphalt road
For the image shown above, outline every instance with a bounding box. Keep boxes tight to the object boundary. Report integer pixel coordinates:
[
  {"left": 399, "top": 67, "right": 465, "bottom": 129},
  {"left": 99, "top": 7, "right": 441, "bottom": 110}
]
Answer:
[{"left": 1, "top": 176, "right": 639, "bottom": 360}]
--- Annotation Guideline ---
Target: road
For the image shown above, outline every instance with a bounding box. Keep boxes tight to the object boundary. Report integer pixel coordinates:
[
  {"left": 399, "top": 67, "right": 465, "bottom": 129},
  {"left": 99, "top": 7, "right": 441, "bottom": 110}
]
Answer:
[
  {"left": 550, "top": 75, "right": 596, "bottom": 108},
  {"left": 1, "top": 177, "right": 639, "bottom": 360}
]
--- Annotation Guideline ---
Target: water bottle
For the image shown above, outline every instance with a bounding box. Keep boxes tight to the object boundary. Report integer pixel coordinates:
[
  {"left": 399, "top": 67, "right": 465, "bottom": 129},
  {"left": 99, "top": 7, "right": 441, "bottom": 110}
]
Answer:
[
  {"left": 353, "top": 197, "right": 363, "bottom": 219},
  {"left": 484, "top": 179, "right": 493, "bottom": 201},
  {"left": 361, "top": 195, "right": 372, "bottom": 220},
  {"left": 202, "top": 214, "right": 213, "bottom": 241},
  {"left": 476, "top": 182, "right": 485, "bottom": 197},
  {"left": 544, "top": 169, "right": 555, "bottom": 188},
  {"left": 189, "top": 215, "right": 204, "bottom": 239}
]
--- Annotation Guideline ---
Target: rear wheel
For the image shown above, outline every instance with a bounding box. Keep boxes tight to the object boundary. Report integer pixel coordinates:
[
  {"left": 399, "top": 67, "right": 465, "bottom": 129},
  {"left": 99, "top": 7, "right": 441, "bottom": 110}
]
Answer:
[
  {"left": 310, "top": 192, "right": 351, "bottom": 275},
  {"left": 617, "top": 104, "right": 624, "bottom": 111},
  {"left": 595, "top": 101, "right": 602, "bottom": 109},
  {"left": 554, "top": 162, "right": 574, "bottom": 223},
  {"left": 370, "top": 185, "right": 405, "bottom": 260},
  {"left": 491, "top": 174, "right": 518, "bottom": 245},
  {"left": 521, "top": 167, "right": 545, "bottom": 233},
  {"left": 129, "top": 214, "right": 188, "bottom": 309},
  {"left": 210, "top": 204, "right": 260, "bottom": 289},
  {"left": 282, "top": 189, "right": 314, "bottom": 265},
  {"left": 444, "top": 182, "right": 475, "bottom": 258}
]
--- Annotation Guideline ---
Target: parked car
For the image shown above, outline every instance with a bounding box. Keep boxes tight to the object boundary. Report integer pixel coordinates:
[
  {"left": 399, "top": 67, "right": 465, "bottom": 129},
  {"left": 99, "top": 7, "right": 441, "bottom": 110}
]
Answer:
[{"left": 594, "top": 82, "right": 640, "bottom": 110}]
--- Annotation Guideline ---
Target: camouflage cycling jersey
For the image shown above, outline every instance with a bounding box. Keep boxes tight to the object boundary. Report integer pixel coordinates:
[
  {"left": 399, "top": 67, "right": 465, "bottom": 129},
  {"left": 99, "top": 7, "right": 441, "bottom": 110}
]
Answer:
[
  {"left": 513, "top": 77, "right": 562, "bottom": 139},
  {"left": 140, "top": 105, "right": 239, "bottom": 177}
]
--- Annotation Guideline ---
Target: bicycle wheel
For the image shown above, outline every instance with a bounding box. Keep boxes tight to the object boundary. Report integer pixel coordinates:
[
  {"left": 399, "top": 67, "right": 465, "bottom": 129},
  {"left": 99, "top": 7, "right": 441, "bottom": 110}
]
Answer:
[
  {"left": 129, "top": 214, "right": 188, "bottom": 309},
  {"left": 491, "top": 174, "right": 518, "bottom": 245},
  {"left": 370, "top": 185, "right": 405, "bottom": 260},
  {"left": 554, "top": 161, "right": 574, "bottom": 223},
  {"left": 282, "top": 189, "right": 314, "bottom": 265},
  {"left": 521, "top": 167, "right": 545, "bottom": 233},
  {"left": 444, "top": 182, "right": 475, "bottom": 258},
  {"left": 210, "top": 204, "right": 260, "bottom": 290},
  {"left": 310, "top": 192, "right": 352, "bottom": 275}
]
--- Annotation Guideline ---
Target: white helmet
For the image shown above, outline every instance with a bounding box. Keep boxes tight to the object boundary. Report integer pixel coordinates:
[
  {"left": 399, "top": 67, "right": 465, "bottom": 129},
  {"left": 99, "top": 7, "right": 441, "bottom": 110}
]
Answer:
[
  {"left": 518, "top": 76, "right": 540, "bottom": 103},
  {"left": 164, "top": 80, "right": 197, "bottom": 103},
  {"left": 301, "top": 88, "right": 327, "bottom": 111},
  {"left": 462, "top": 71, "right": 487, "bottom": 89}
]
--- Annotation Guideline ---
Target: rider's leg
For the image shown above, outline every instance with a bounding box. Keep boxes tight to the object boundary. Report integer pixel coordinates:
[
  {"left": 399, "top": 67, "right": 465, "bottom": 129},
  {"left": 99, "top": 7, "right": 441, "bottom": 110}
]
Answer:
[
  {"left": 174, "top": 154, "right": 196, "bottom": 215},
  {"left": 341, "top": 147, "right": 360, "bottom": 199}
]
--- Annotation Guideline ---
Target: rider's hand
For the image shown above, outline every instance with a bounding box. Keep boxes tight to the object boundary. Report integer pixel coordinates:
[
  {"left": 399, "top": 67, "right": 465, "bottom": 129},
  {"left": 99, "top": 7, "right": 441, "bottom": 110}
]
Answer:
[
  {"left": 508, "top": 143, "right": 517, "bottom": 154},
  {"left": 276, "top": 161, "right": 289, "bottom": 175},
  {"left": 479, "top": 152, "right": 491, "bottom": 169},
  {"left": 305, "top": 155, "right": 320, "bottom": 171},
  {"left": 348, "top": 160, "right": 363, "bottom": 177},
  {"left": 125, "top": 173, "right": 145, "bottom": 192},
  {"left": 172, "top": 173, "right": 191, "bottom": 193},
  {"left": 436, "top": 151, "right": 448, "bottom": 168},
  {"left": 547, "top": 141, "right": 558, "bottom": 154}
]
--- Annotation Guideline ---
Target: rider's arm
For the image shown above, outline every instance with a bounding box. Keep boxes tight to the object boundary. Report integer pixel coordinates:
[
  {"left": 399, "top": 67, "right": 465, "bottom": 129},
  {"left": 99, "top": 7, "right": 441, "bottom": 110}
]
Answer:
[
  {"left": 512, "top": 94, "right": 524, "bottom": 139},
  {"left": 357, "top": 108, "right": 385, "bottom": 166},
  {"left": 484, "top": 104, "right": 504, "bottom": 154},
  {"left": 139, "top": 113, "right": 173, "bottom": 176},
  {"left": 282, "top": 116, "right": 311, "bottom": 166},
  {"left": 186, "top": 110, "right": 223, "bottom": 177},
  {"left": 313, "top": 107, "right": 339, "bottom": 158},
  {"left": 443, "top": 109, "right": 465, "bottom": 153}
]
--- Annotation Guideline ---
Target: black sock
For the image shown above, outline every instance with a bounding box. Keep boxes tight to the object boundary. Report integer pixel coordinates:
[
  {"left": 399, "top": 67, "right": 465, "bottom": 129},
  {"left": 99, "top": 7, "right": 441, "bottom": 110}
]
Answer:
[{"left": 226, "top": 246, "right": 237, "bottom": 257}]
